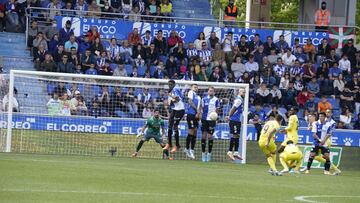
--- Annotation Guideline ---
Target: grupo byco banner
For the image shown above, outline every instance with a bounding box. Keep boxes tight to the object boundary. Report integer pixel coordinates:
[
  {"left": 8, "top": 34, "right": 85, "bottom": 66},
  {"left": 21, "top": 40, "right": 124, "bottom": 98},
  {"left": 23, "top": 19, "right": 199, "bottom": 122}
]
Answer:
[
  {"left": 1, "top": 114, "right": 359, "bottom": 147},
  {"left": 55, "top": 16, "right": 329, "bottom": 46}
]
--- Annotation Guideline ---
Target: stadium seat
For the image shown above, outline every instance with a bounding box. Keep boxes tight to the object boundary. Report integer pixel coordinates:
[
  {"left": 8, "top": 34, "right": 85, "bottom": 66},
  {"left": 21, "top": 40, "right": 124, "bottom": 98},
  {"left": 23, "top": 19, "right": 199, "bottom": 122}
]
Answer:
[
  {"left": 110, "top": 63, "right": 117, "bottom": 71},
  {"left": 328, "top": 98, "right": 340, "bottom": 109},
  {"left": 149, "top": 66, "right": 156, "bottom": 77},
  {"left": 125, "top": 65, "right": 133, "bottom": 76},
  {"left": 137, "top": 66, "right": 146, "bottom": 77},
  {"left": 299, "top": 119, "right": 308, "bottom": 127},
  {"left": 279, "top": 107, "right": 288, "bottom": 115},
  {"left": 297, "top": 111, "right": 304, "bottom": 119},
  {"left": 249, "top": 105, "right": 256, "bottom": 112}
]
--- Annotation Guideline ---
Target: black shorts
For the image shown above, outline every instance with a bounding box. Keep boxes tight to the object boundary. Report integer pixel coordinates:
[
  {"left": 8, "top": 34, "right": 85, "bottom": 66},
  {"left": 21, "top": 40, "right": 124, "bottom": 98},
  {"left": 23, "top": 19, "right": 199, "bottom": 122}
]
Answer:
[
  {"left": 311, "top": 146, "right": 330, "bottom": 155},
  {"left": 169, "top": 109, "right": 185, "bottom": 127},
  {"left": 201, "top": 119, "right": 216, "bottom": 134},
  {"left": 229, "top": 120, "right": 241, "bottom": 135},
  {"left": 187, "top": 114, "right": 199, "bottom": 129}
]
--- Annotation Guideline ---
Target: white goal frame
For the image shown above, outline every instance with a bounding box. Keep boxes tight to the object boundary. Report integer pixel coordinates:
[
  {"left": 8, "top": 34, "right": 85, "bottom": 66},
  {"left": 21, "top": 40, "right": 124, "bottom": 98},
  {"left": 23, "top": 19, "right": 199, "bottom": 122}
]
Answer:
[{"left": 6, "top": 70, "right": 250, "bottom": 163}]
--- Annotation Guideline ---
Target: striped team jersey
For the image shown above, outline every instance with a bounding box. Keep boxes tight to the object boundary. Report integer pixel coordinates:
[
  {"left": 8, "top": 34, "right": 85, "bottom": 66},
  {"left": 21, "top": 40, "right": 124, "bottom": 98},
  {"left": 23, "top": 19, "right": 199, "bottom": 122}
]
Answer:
[
  {"left": 169, "top": 86, "right": 185, "bottom": 110},
  {"left": 187, "top": 48, "right": 198, "bottom": 58},
  {"left": 141, "top": 36, "right": 153, "bottom": 47},
  {"left": 186, "top": 90, "right": 201, "bottom": 115},
  {"left": 201, "top": 95, "right": 220, "bottom": 121},
  {"left": 199, "top": 49, "right": 212, "bottom": 62},
  {"left": 229, "top": 95, "right": 243, "bottom": 122},
  {"left": 311, "top": 120, "right": 325, "bottom": 146}
]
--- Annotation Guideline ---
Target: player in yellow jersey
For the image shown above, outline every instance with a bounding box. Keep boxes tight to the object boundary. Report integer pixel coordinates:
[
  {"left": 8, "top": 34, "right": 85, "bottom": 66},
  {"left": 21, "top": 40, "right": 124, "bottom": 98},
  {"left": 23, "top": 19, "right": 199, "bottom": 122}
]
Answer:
[
  {"left": 279, "top": 140, "right": 303, "bottom": 174},
  {"left": 278, "top": 107, "right": 299, "bottom": 153},
  {"left": 258, "top": 115, "right": 283, "bottom": 176}
]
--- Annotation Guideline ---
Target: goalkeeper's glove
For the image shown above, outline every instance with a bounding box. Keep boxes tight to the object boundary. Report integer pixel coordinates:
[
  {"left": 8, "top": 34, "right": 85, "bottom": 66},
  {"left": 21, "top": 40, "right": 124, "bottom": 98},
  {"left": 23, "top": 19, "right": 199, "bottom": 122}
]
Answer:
[{"left": 136, "top": 132, "right": 144, "bottom": 138}]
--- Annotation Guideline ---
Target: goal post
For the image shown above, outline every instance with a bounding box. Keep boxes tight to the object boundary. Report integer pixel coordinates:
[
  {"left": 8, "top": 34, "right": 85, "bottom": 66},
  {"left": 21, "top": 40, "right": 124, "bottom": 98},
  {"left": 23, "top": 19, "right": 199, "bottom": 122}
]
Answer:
[{"left": 4, "top": 70, "right": 250, "bottom": 163}]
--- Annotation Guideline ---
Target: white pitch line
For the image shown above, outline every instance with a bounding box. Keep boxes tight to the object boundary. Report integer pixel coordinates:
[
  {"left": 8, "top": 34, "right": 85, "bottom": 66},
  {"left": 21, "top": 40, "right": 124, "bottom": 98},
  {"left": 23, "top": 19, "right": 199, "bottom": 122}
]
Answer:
[
  {"left": 0, "top": 189, "right": 265, "bottom": 201},
  {"left": 294, "top": 195, "right": 360, "bottom": 203}
]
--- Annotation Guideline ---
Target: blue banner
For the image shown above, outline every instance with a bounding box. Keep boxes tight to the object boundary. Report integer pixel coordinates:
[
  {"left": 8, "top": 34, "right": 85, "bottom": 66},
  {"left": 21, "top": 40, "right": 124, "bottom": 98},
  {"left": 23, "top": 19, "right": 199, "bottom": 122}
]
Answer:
[
  {"left": 55, "top": 16, "right": 328, "bottom": 46},
  {"left": 1, "top": 114, "right": 359, "bottom": 147}
]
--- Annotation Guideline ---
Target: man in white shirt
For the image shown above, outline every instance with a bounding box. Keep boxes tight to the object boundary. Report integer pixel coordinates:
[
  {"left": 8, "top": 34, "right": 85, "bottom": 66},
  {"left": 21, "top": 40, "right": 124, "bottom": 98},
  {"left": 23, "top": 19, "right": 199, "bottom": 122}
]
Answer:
[
  {"left": 245, "top": 54, "right": 259, "bottom": 76},
  {"left": 281, "top": 48, "right": 296, "bottom": 67},
  {"left": 256, "top": 83, "right": 270, "bottom": 105},
  {"left": 338, "top": 54, "right": 351, "bottom": 75},
  {"left": 106, "top": 38, "right": 120, "bottom": 62}
]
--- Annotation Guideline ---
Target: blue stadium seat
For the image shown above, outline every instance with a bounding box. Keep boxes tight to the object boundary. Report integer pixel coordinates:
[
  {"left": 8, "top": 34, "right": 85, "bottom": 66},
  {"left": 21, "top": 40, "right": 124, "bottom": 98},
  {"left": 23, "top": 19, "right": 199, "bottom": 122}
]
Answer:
[
  {"left": 102, "top": 41, "right": 110, "bottom": 48},
  {"left": 328, "top": 98, "right": 340, "bottom": 109},
  {"left": 249, "top": 105, "right": 256, "bottom": 112},
  {"left": 149, "top": 66, "right": 156, "bottom": 77},
  {"left": 125, "top": 65, "right": 133, "bottom": 76},
  {"left": 47, "top": 83, "right": 56, "bottom": 95},
  {"left": 138, "top": 66, "right": 146, "bottom": 76},
  {"left": 110, "top": 63, "right": 117, "bottom": 71},
  {"left": 279, "top": 107, "right": 288, "bottom": 115},
  {"left": 299, "top": 119, "right": 308, "bottom": 127},
  {"left": 297, "top": 111, "right": 304, "bottom": 119},
  {"left": 159, "top": 55, "right": 168, "bottom": 63}
]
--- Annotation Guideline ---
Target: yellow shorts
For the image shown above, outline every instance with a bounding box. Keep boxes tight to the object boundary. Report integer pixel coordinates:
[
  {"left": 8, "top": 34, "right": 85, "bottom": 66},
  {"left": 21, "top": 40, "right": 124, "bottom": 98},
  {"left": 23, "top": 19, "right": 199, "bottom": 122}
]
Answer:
[
  {"left": 281, "top": 152, "right": 302, "bottom": 162},
  {"left": 281, "top": 136, "right": 298, "bottom": 146},
  {"left": 259, "top": 141, "right": 277, "bottom": 156}
]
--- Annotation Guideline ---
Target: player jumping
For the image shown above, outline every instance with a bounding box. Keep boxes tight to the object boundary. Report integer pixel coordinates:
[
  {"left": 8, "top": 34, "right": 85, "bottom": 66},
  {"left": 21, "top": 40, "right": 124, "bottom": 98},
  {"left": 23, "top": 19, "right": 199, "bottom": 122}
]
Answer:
[
  {"left": 132, "top": 109, "right": 169, "bottom": 158},
  {"left": 200, "top": 86, "right": 220, "bottom": 162},
  {"left": 258, "top": 115, "right": 283, "bottom": 176},
  {"left": 226, "top": 89, "right": 245, "bottom": 161},
  {"left": 278, "top": 107, "right": 299, "bottom": 153},
  {"left": 184, "top": 84, "right": 201, "bottom": 159},
  {"left": 163, "top": 79, "right": 185, "bottom": 153},
  {"left": 279, "top": 140, "right": 303, "bottom": 174}
]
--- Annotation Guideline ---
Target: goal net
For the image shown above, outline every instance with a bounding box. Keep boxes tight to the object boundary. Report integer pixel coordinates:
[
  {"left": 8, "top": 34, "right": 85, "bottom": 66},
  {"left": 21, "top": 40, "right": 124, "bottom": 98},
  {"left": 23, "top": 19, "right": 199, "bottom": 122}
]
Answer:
[{"left": 2, "top": 70, "right": 250, "bottom": 163}]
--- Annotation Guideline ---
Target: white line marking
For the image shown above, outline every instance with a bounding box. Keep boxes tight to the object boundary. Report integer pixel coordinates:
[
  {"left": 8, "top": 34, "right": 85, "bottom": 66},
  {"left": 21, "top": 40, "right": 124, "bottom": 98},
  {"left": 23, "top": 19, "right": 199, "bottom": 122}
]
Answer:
[
  {"left": 0, "top": 189, "right": 265, "bottom": 201},
  {"left": 294, "top": 195, "right": 360, "bottom": 203}
]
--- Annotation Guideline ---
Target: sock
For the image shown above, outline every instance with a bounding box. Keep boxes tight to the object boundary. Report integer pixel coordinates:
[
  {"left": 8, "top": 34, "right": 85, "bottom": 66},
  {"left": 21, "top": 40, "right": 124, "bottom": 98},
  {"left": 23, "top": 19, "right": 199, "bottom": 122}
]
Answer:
[
  {"left": 278, "top": 146, "right": 285, "bottom": 154},
  {"left": 229, "top": 137, "right": 235, "bottom": 151},
  {"left": 136, "top": 140, "right": 145, "bottom": 152},
  {"left": 167, "top": 129, "right": 172, "bottom": 147},
  {"left": 331, "top": 163, "right": 339, "bottom": 171},
  {"left": 307, "top": 157, "right": 314, "bottom": 170},
  {"left": 190, "top": 136, "right": 196, "bottom": 150},
  {"left": 272, "top": 153, "right": 277, "bottom": 164},
  {"left": 208, "top": 140, "right": 214, "bottom": 153},
  {"left": 186, "top": 134, "right": 191, "bottom": 150},
  {"left": 201, "top": 139, "right": 206, "bottom": 153},
  {"left": 175, "top": 129, "right": 180, "bottom": 147},
  {"left": 163, "top": 149, "right": 169, "bottom": 157},
  {"left": 234, "top": 137, "right": 240, "bottom": 152},
  {"left": 315, "top": 156, "right": 339, "bottom": 170},
  {"left": 279, "top": 156, "right": 289, "bottom": 171},
  {"left": 324, "top": 160, "right": 331, "bottom": 171},
  {"left": 267, "top": 157, "right": 277, "bottom": 172}
]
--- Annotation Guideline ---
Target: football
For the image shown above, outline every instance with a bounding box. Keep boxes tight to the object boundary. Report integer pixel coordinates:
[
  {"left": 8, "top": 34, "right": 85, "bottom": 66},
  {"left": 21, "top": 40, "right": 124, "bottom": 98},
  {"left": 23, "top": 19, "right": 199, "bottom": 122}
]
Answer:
[{"left": 209, "top": 111, "right": 218, "bottom": 121}]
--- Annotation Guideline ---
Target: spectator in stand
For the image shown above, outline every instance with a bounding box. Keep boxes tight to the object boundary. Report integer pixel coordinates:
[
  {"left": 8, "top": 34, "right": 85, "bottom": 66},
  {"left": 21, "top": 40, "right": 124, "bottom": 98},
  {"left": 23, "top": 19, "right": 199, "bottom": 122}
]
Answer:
[
  {"left": 102, "top": 1, "right": 115, "bottom": 18},
  {"left": 148, "top": 0, "right": 157, "bottom": 15},
  {"left": 294, "top": 46, "right": 308, "bottom": 64},
  {"left": 146, "top": 42, "right": 159, "bottom": 66},
  {"left": 327, "top": 49, "right": 340, "bottom": 67},
  {"left": 303, "top": 38, "right": 316, "bottom": 63},
  {"left": 249, "top": 33, "right": 262, "bottom": 55},
  {"left": 329, "top": 62, "right": 342, "bottom": 81},
  {"left": 186, "top": 42, "right": 198, "bottom": 62},
  {"left": 153, "top": 30, "right": 167, "bottom": 55},
  {"left": 124, "top": 87, "right": 138, "bottom": 117},
  {"left": 289, "top": 59, "right": 303, "bottom": 79},
  {"left": 314, "top": 1, "right": 331, "bottom": 31},
  {"left": 282, "top": 81, "right": 297, "bottom": 107},
  {"left": 142, "top": 102, "right": 153, "bottom": 118},
  {"left": 207, "top": 32, "right": 219, "bottom": 50},
  {"left": 75, "top": 64, "right": 83, "bottom": 74},
  {"left": 153, "top": 61, "right": 168, "bottom": 79},
  {"left": 342, "top": 39, "right": 357, "bottom": 65},
  {"left": 338, "top": 54, "right": 351, "bottom": 76},
  {"left": 333, "top": 73, "right": 345, "bottom": 96},
  {"left": 121, "top": 0, "right": 132, "bottom": 19},
  {"left": 71, "top": 90, "right": 88, "bottom": 116},
  {"left": 48, "top": 34, "right": 59, "bottom": 54},
  {"left": 167, "top": 30, "right": 182, "bottom": 53},
  {"left": 0, "top": 3, "right": 5, "bottom": 31},
  {"left": 62, "top": 2, "right": 75, "bottom": 16},
  {"left": 165, "top": 55, "right": 177, "bottom": 78},
  {"left": 194, "top": 32, "right": 206, "bottom": 51},
  {"left": 33, "top": 32, "right": 48, "bottom": 53},
  {"left": 27, "top": 20, "right": 39, "bottom": 49},
  {"left": 282, "top": 48, "right": 296, "bottom": 67},
  {"left": 47, "top": 93, "right": 61, "bottom": 115},
  {"left": 250, "top": 74, "right": 263, "bottom": 90},
  {"left": 254, "top": 45, "right": 266, "bottom": 66},
  {"left": 307, "top": 77, "right": 320, "bottom": 96},
  {"left": 65, "top": 35, "right": 79, "bottom": 53},
  {"left": 78, "top": 35, "right": 91, "bottom": 56},
  {"left": 137, "top": 87, "right": 151, "bottom": 114},
  {"left": 160, "top": 0, "right": 172, "bottom": 17},
  {"left": 59, "top": 93, "right": 77, "bottom": 116},
  {"left": 352, "top": 52, "right": 360, "bottom": 74},
  {"left": 222, "top": 32, "right": 235, "bottom": 67},
  {"left": 340, "top": 84, "right": 355, "bottom": 110},
  {"left": 89, "top": 99, "right": 102, "bottom": 117},
  {"left": 270, "top": 85, "right": 282, "bottom": 106},
  {"left": 318, "top": 96, "right": 332, "bottom": 113},
  {"left": 5, "top": 0, "right": 19, "bottom": 27},
  {"left": 69, "top": 47, "right": 80, "bottom": 66},
  {"left": 317, "top": 38, "right": 331, "bottom": 60},
  {"left": 273, "top": 57, "right": 286, "bottom": 84},
  {"left": 91, "top": 37, "right": 104, "bottom": 57},
  {"left": 40, "top": 54, "right": 57, "bottom": 72},
  {"left": 52, "top": 44, "right": 66, "bottom": 63},
  {"left": 297, "top": 88, "right": 312, "bottom": 107},
  {"left": 340, "top": 107, "right": 353, "bottom": 129},
  {"left": 88, "top": 0, "right": 101, "bottom": 17},
  {"left": 304, "top": 94, "right": 317, "bottom": 112},
  {"left": 85, "top": 63, "right": 97, "bottom": 75},
  {"left": 279, "top": 72, "right": 290, "bottom": 93},
  {"left": 98, "top": 60, "right": 113, "bottom": 76},
  {"left": 106, "top": 38, "right": 120, "bottom": 62},
  {"left": 263, "top": 36, "right": 276, "bottom": 55},
  {"left": 86, "top": 26, "right": 100, "bottom": 43},
  {"left": 224, "top": 0, "right": 237, "bottom": 25},
  {"left": 119, "top": 40, "right": 133, "bottom": 64},
  {"left": 275, "top": 34, "right": 289, "bottom": 54},
  {"left": 59, "top": 20, "right": 74, "bottom": 44},
  {"left": 196, "top": 65, "right": 209, "bottom": 81},
  {"left": 353, "top": 113, "right": 360, "bottom": 130},
  {"left": 245, "top": 54, "right": 259, "bottom": 76},
  {"left": 231, "top": 56, "right": 245, "bottom": 79},
  {"left": 128, "top": 28, "right": 141, "bottom": 46},
  {"left": 110, "top": 87, "right": 126, "bottom": 116},
  {"left": 199, "top": 42, "right": 212, "bottom": 69},
  {"left": 81, "top": 49, "right": 96, "bottom": 71},
  {"left": 47, "top": 0, "right": 62, "bottom": 19},
  {"left": 266, "top": 105, "right": 286, "bottom": 123},
  {"left": 294, "top": 74, "right": 304, "bottom": 92},
  {"left": 302, "top": 61, "right": 316, "bottom": 83},
  {"left": 249, "top": 103, "right": 267, "bottom": 140},
  {"left": 211, "top": 43, "right": 227, "bottom": 71},
  {"left": 57, "top": 55, "right": 75, "bottom": 73},
  {"left": 238, "top": 35, "right": 249, "bottom": 60},
  {"left": 75, "top": 0, "right": 88, "bottom": 16},
  {"left": 133, "top": 43, "right": 146, "bottom": 67},
  {"left": 141, "top": 30, "right": 153, "bottom": 48},
  {"left": 113, "top": 64, "right": 127, "bottom": 77},
  {"left": 267, "top": 48, "right": 278, "bottom": 65},
  {"left": 33, "top": 45, "right": 47, "bottom": 69},
  {"left": 256, "top": 83, "right": 270, "bottom": 105},
  {"left": 209, "top": 66, "right": 225, "bottom": 82},
  {"left": 172, "top": 41, "right": 187, "bottom": 62},
  {"left": 97, "top": 51, "right": 108, "bottom": 69}
]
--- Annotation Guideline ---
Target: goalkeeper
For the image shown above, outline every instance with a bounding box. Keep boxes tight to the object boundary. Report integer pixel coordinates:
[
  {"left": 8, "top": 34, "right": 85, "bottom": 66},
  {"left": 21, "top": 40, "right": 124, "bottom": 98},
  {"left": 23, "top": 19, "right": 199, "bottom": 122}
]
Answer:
[
  {"left": 132, "top": 109, "right": 169, "bottom": 158},
  {"left": 279, "top": 140, "right": 303, "bottom": 174}
]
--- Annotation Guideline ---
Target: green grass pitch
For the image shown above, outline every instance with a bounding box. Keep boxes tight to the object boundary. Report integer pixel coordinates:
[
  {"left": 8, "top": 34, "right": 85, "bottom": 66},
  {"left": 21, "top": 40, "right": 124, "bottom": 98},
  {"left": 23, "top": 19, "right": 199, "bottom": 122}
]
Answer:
[{"left": 1, "top": 153, "right": 360, "bottom": 203}]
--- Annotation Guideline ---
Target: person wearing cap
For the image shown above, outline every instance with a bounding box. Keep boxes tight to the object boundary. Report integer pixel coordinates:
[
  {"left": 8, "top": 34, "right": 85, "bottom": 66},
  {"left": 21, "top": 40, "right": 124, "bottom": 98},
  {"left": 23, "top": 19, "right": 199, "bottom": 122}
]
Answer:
[{"left": 59, "top": 20, "right": 74, "bottom": 44}]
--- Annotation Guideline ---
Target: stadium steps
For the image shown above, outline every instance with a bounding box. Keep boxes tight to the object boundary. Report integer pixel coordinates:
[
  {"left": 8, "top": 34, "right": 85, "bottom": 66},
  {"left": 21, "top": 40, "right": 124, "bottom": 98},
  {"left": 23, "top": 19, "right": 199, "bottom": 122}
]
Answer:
[
  {"left": 0, "top": 32, "right": 47, "bottom": 114},
  {"left": 172, "top": 0, "right": 216, "bottom": 25}
]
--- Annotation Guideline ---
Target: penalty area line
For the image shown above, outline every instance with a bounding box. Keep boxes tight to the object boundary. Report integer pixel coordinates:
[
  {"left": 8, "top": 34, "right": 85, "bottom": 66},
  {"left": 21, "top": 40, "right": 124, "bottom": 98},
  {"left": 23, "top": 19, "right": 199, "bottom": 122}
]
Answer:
[
  {"left": 294, "top": 195, "right": 360, "bottom": 203},
  {"left": 0, "top": 188, "right": 265, "bottom": 201}
]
